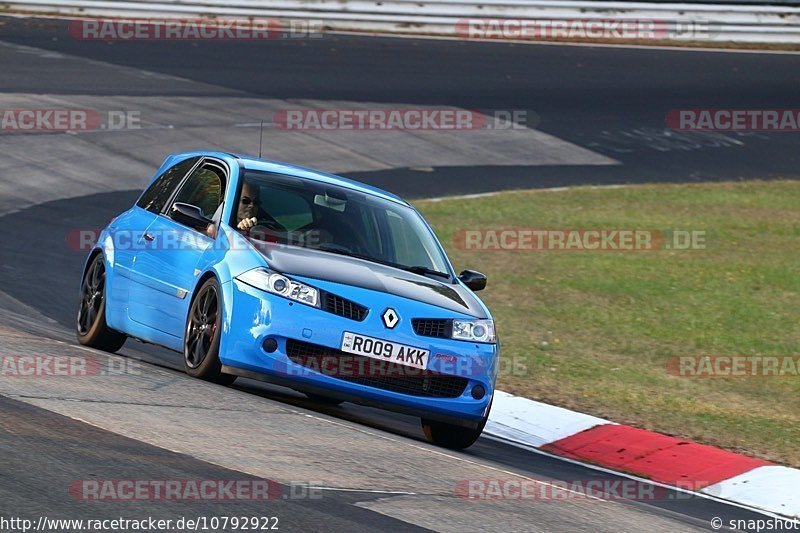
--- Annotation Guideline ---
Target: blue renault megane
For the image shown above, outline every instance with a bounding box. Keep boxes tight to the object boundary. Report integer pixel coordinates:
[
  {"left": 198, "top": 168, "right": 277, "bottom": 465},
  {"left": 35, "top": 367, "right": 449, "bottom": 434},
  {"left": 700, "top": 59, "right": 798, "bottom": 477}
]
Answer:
[{"left": 77, "top": 151, "right": 498, "bottom": 448}]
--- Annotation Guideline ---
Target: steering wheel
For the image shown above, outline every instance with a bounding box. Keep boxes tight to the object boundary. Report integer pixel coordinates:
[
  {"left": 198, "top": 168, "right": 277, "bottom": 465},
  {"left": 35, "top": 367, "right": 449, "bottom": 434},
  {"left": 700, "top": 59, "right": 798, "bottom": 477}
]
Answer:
[
  {"left": 256, "top": 218, "right": 287, "bottom": 233},
  {"left": 245, "top": 218, "right": 289, "bottom": 244}
]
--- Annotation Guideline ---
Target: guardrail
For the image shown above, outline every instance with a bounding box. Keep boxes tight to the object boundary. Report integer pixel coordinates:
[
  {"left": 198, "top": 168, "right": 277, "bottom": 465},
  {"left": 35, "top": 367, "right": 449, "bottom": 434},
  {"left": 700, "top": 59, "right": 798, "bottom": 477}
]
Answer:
[{"left": 3, "top": 0, "right": 800, "bottom": 42}]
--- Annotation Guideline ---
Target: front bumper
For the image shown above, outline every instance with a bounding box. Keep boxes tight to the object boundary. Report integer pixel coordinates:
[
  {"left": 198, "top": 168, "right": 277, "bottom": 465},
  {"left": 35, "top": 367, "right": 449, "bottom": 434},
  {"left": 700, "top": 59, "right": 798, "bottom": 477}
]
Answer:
[{"left": 219, "top": 278, "right": 498, "bottom": 425}]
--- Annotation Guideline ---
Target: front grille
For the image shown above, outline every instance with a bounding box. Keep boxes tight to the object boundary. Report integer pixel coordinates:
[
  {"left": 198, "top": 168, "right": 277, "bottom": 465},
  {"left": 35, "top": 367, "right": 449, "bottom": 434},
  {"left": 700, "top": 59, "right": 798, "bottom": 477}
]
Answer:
[
  {"left": 285, "top": 339, "right": 468, "bottom": 398},
  {"left": 412, "top": 319, "right": 452, "bottom": 338},
  {"left": 322, "top": 292, "right": 368, "bottom": 321}
]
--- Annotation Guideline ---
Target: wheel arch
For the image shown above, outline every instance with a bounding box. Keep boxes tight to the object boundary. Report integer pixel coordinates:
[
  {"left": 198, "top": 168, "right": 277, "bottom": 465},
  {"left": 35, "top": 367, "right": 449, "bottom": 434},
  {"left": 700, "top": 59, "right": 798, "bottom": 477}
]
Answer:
[
  {"left": 187, "top": 270, "right": 224, "bottom": 321},
  {"left": 80, "top": 248, "right": 105, "bottom": 286},
  {"left": 195, "top": 270, "right": 219, "bottom": 291}
]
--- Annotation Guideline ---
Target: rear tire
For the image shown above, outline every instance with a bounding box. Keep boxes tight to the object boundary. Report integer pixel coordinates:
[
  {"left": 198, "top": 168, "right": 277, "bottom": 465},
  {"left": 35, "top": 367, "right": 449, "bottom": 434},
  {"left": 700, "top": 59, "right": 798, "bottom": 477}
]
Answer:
[
  {"left": 76, "top": 254, "right": 127, "bottom": 352},
  {"left": 183, "top": 277, "right": 236, "bottom": 386}
]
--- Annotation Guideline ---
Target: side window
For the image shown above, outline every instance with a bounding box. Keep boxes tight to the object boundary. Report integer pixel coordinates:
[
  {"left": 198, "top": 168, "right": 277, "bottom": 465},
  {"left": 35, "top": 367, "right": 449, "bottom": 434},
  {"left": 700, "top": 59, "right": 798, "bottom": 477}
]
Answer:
[
  {"left": 136, "top": 157, "right": 199, "bottom": 213},
  {"left": 260, "top": 184, "right": 313, "bottom": 231},
  {"left": 173, "top": 164, "right": 225, "bottom": 219}
]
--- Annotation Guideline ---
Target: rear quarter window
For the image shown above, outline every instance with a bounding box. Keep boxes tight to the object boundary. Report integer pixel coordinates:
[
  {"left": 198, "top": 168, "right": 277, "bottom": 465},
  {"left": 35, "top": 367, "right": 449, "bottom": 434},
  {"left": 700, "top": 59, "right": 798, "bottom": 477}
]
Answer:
[
  {"left": 136, "top": 157, "right": 199, "bottom": 213},
  {"left": 173, "top": 166, "right": 225, "bottom": 218}
]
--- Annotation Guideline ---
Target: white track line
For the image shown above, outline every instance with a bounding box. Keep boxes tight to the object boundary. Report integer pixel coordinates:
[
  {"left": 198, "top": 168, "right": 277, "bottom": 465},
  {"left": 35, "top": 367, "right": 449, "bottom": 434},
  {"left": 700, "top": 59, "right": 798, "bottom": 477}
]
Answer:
[
  {"left": 422, "top": 183, "right": 632, "bottom": 202},
  {"left": 8, "top": 333, "right": 604, "bottom": 502}
]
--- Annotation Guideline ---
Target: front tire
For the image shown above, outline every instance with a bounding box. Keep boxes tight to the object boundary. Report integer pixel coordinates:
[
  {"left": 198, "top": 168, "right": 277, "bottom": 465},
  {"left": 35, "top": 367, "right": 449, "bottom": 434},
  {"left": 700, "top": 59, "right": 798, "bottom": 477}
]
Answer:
[
  {"left": 422, "top": 399, "right": 492, "bottom": 450},
  {"left": 76, "top": 254, "right": 127, "bottom": 352},
  {"left": 421, "top": 417, "right": 488, "bottom": 450},
  {"left": 184, "top": 278, "right": 236, "bottom": 386}
]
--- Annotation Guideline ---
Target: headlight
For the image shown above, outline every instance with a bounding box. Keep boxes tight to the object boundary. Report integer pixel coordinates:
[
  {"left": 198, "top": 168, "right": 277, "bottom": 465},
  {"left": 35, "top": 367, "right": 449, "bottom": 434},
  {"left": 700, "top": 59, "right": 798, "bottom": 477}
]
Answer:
[
  {"left": 452, "top": 319, "right": 495, "bottom": 343},
  {"left": 236, "top": 268, "right": 319, "bottom": 307}
]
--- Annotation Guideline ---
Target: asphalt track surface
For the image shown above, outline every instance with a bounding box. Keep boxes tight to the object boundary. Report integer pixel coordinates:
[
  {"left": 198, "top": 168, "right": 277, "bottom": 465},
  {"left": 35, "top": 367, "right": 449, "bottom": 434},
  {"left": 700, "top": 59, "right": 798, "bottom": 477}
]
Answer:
[
  {"left": 1, "top": 14, "right": 799, "bottom": 532},
  {"left": 1, "top": 16, "right": 800, "bottom": 199}
]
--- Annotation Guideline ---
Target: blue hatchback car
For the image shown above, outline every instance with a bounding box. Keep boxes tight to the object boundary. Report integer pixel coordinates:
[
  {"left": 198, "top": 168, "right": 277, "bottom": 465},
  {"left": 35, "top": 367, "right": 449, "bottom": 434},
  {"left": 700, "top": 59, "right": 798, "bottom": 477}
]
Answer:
[{"left": 77, "top": 151, "right": 498, "bottom": 448}]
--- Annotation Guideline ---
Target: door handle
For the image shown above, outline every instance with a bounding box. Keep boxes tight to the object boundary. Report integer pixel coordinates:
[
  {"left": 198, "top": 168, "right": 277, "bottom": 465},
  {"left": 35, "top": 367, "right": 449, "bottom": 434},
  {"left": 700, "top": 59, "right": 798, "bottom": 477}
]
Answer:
[{"left": 143, "top": 233, "right": 155, "bottom": 242}]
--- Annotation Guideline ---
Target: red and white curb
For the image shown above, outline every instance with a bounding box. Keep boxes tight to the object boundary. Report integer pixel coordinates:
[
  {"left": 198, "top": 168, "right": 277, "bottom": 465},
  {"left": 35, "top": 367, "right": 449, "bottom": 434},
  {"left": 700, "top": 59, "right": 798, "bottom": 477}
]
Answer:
[{"left": 485, "top": 391, "right": 800, "bottom": 519}]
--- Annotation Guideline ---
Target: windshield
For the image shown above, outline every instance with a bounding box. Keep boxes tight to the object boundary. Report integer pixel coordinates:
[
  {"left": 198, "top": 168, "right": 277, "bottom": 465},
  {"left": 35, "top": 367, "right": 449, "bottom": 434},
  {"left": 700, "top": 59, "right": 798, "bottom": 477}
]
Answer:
[{"left": 233, "top": 170, "right": 451, "bottom": 277}]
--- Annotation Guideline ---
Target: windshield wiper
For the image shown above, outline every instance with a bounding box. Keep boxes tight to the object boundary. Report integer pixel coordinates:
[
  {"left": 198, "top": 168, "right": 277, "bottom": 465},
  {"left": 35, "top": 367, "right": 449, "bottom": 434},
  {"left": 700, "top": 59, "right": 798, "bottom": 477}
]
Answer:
[{"left": 399, "top": 265, "right": 451, "bottom": 279}]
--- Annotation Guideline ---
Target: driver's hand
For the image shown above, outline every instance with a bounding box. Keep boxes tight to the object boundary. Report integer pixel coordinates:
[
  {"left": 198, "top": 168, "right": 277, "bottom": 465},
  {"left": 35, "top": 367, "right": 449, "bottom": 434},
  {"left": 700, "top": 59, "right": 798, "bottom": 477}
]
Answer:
[{"left": 238, "top": 217, "right": 258, "bottom": 230}]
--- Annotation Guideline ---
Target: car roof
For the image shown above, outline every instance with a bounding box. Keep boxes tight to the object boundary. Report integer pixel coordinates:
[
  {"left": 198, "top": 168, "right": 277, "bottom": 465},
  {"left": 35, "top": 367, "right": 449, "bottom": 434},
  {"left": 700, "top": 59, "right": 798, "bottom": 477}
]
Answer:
[{"left": 182, "top": 151, "right": 410, "bottom": 207}]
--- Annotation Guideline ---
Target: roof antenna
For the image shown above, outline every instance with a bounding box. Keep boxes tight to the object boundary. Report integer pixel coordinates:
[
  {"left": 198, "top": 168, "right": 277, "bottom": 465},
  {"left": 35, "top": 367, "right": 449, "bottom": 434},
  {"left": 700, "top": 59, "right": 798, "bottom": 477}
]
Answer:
[{"left": 258, "top": 120, "right": 264, "bottom": 159}]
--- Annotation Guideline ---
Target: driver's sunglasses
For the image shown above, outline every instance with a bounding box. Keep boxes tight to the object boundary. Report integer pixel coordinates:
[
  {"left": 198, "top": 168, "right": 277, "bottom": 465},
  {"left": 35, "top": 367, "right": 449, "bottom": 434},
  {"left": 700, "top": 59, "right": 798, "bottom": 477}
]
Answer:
[{"left": 241, "top": 196, "right": 261, "bottom": 206}]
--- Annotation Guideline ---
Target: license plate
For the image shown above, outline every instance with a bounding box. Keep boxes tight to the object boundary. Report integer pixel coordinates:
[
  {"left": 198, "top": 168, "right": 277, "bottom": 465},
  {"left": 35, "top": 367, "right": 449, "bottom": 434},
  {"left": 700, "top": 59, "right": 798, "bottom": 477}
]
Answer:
[{"left": 341, "top": 332, "right": 429, "bottom": 370}]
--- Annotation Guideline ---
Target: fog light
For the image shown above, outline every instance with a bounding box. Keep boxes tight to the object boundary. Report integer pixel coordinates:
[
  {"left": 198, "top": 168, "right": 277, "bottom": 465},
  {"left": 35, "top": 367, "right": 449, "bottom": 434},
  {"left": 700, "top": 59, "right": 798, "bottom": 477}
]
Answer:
[
  {"left": 262, "top": 338, "right": 278, "bottom": 353},
  {"left": 471, "top": 384, "right": 486, "bottom": 400}
]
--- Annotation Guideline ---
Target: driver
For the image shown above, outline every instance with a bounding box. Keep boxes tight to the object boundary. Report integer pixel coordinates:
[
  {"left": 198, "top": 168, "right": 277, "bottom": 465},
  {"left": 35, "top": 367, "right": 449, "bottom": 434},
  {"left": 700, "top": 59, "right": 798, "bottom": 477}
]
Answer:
[
  {"left": 235, "top": 182, "right": 287, "bottom": 243},
  {"left": 236, "top": 182, "right": 261, "bottom": 230}
]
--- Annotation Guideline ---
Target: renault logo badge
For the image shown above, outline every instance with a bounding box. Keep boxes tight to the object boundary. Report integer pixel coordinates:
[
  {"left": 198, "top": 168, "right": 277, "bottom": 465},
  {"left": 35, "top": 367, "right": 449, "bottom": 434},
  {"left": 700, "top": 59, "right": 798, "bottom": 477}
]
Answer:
[{"left": 382, "top": 308, "right": 399, "bottom": 329}]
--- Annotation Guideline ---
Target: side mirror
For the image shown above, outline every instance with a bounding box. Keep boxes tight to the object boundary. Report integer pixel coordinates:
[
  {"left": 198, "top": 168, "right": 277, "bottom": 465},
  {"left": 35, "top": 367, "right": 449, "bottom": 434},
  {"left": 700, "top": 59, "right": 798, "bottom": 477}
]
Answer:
[
  {"left": 171, "top": 202, "right": 212, "bottom": 231},
  {"left": 458, "top": 270, "right": 487, "bottom": 291}
]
